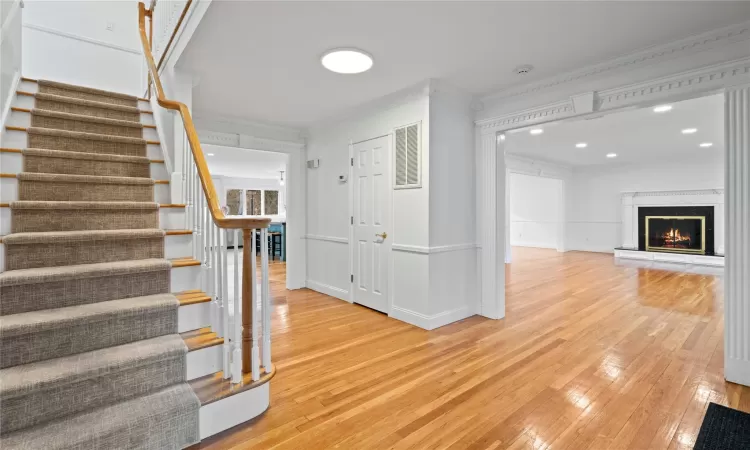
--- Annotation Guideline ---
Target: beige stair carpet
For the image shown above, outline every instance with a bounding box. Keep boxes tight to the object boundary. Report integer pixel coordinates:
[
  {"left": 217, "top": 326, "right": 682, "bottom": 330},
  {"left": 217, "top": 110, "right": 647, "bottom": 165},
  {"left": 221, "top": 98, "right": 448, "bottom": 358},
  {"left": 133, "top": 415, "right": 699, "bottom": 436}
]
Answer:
[{"left": 0, "top": 80, "right": 200, "bottom": 449}]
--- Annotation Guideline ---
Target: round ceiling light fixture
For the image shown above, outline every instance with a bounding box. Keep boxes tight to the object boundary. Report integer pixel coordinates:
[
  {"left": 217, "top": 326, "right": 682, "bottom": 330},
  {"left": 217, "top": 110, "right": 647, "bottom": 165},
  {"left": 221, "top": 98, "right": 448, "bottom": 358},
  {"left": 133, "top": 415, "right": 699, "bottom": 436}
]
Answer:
[
  {"left": 606, "top": 153, "right": 618, "bottom": 158},
  {"left": 575, "top": 142, "right": 588, "bottom": 148},
  {"left": 321, "top": 48, "right": 373, "bottom": 74},
  {"left": 529, "top": 128, "right": 544, "bottom": 135},
  {"left": 682, "top": 128, "right": 698, "bottom": 134},
  {"left": 700, "top": 142, "right": 714, "bottom": 148},
  {"left": 514, "top": 64, "right": 534, "bottom": 75}
]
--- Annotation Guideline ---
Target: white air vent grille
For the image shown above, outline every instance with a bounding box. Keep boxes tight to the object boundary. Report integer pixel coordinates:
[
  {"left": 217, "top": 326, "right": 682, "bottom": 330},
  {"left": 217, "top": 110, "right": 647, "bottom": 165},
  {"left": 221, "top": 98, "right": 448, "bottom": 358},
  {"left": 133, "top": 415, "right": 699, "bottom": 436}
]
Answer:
[{"left": 394, "top": 122, "right": 421, "bottom": 188}]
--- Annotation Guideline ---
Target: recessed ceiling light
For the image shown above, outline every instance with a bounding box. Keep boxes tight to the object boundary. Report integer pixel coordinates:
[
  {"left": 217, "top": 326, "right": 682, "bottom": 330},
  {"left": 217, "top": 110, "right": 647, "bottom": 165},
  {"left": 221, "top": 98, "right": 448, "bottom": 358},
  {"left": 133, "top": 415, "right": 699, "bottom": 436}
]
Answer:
[
  {"left": 699, "top": 142, "right": 713, "bottom": 148},
  {"left": 529, "top": 128, "right": 544, "bottom": 135},
  {"left": 321, "top": 48, "right": 373, "bottom": 74},
  {"left": 653, "top": 105, "right": 672, "bottom": 113},
  {"left": 207, "top": 153, "right": 215, "bottom": 156},
  {"left": 606, "top": 153, "right": 617, "bottom": 158},
  {"left": 682, "top": 128, "right": 697, "bottom": 134},
  {"left": 575, "top": 142, "right": 588, "bottom": 148}
]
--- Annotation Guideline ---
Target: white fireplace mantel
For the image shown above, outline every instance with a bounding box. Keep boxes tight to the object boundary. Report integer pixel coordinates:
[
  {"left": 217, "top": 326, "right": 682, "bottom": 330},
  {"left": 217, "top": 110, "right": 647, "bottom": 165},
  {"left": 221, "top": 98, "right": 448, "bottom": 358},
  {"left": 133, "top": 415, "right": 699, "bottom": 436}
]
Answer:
[{"left": 620, "top": 188, "right": 724, "bottom": 255}]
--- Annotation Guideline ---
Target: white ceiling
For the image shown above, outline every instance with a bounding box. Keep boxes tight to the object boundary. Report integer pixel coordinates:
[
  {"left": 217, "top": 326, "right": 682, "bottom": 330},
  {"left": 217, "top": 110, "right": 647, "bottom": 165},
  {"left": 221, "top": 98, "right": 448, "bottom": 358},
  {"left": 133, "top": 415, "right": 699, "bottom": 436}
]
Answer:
[
  {"left": 505, "top": 94, "right": 724, "bottom": 167},
  {"left": 204, "top": 145, "right": 287, "bottom": 179},
  {"left": 178, "top": 1, "right": 750, "bottom": 128}
]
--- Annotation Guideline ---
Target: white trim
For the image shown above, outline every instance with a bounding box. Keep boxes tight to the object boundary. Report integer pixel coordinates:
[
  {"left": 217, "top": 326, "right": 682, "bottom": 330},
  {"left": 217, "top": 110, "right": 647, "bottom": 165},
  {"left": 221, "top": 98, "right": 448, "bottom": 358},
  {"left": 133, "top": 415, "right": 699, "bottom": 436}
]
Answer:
[
  {"left": 22, "top": 23, "right": 141, "bottom": 55},
  {"left": 147, "top": 98, "right": 173, "bottom": 175},
  {"left": 305, "top": 279, "right": 349, "bottom": 302},
  {"left": 199, "top": 383, "right": 270, "bottom": 440},
  {"left": 726, "top": 357, "right": 750, "bottom": 387},
  {"left": 391, "top": 243, "right": 478, "bottom": 254},
  {"left": 483, "top": 20, "right": 750, "bottom": 102},
  {"left": 0, "top": 0, "right": 22, "bottom": 45},
  {"left": 0, "top": 71, "right": 21, "bottom": 129},
  {"left": 390, "top": 305, "right": 475, "bottom": 330},
  {"left": 305, "top": 234, "right": 348, "bottom": 244}
]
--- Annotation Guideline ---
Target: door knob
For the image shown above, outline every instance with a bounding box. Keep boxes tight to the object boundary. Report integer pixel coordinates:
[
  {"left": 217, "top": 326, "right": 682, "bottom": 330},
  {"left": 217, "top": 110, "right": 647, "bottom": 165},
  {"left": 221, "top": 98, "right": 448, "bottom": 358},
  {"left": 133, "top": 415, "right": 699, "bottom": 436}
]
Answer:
[{"left": 375, "top": 232, "right": 388, "bottom": 240}]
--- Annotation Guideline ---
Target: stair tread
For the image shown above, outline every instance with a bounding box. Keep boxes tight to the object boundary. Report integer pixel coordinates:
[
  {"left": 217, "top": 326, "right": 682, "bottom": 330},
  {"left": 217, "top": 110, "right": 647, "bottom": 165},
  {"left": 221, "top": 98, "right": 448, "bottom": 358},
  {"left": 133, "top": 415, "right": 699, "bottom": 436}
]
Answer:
[
  {"left": 10, "top": 200, "right": 159, "bottom": 210},
  {"left": 2, "top": 229, "right": 166, "bottom": 245},
  {"left": 22, "top": 147, "right": 150, "bottom": 163},
  {"left": 37, "top": 79, "right": 138, "bottom": 101},
  {"left": 32, "top": 108, "right": 144, "bottom": 128},
  {"left": 17, "top": 172, "right": 155, "bottom": 185},
  {"left": 1, "top": 294, "right": 179, "bottom": 339},
  {"left": 189, "top": 367, "right": 275, "bottom": 406},
  {"left": 0, "top": 258, "right": 171, "bottom": 286},
  {"left": 28, "top": 126, "right": 146, "bottom": 144},
  {"left": 33, "top": 92, "right": 142, "bottom": 114},
  {"left": 181, "top": 327, "right": 224, "bottom": 352},
  {"left": 0, "top": 383, "right": 199, "bottom": 448}
]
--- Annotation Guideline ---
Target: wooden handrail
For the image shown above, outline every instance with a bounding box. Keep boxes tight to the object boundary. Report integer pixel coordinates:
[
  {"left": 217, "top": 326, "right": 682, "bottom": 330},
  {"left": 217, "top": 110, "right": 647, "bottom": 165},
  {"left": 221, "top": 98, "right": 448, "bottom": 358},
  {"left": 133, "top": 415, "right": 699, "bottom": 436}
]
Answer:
[{"left": 138, "top": 2, "right": 269, "bottom": 230}]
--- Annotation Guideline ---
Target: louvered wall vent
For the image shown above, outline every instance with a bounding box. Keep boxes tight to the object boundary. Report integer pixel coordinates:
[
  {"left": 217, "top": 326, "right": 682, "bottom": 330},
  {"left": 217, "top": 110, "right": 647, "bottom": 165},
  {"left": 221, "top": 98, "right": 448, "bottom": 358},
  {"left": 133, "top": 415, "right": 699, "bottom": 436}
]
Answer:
[{"left": 394, "top": 122, "right": 421, "bottom": 189}]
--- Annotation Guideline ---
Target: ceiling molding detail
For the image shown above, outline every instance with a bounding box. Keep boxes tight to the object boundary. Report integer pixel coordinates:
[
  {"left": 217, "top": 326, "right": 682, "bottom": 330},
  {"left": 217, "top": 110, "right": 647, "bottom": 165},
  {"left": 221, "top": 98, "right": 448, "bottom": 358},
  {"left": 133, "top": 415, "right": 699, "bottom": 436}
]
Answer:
[
  {"left": 199, "top": 130, "right": 240, "bottom": 147},
  {"left": 477, "top": 57, "right": 750, "bottom": 133},
  {"left": 483, "top": 20, "right": 750, "bottom": 102},
  {"left": 622, "top": 188, "right": 724, "bottom": 197}
]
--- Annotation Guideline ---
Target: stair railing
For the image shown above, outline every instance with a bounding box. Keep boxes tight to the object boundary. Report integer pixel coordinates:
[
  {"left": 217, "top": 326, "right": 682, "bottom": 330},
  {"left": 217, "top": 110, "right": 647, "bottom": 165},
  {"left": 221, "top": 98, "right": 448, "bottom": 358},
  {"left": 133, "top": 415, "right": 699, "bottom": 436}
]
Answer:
[{"left": 138, "top": 1, "right": 273, "bottom": 384}]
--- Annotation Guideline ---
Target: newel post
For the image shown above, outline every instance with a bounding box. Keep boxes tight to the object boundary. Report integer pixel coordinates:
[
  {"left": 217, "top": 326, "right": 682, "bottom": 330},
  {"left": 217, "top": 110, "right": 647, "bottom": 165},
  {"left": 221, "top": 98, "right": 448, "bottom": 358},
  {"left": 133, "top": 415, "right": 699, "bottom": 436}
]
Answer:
[{"left": 242, "top": 228, "right": 253, "bottom": 374}]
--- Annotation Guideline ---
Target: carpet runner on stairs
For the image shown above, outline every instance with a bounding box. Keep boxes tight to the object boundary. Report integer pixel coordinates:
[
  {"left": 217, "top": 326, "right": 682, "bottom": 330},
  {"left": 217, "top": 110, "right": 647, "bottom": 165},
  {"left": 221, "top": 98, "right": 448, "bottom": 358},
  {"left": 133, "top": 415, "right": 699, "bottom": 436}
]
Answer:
[{"left": 0, "top": 80, "right": 200, "bottom": 449}]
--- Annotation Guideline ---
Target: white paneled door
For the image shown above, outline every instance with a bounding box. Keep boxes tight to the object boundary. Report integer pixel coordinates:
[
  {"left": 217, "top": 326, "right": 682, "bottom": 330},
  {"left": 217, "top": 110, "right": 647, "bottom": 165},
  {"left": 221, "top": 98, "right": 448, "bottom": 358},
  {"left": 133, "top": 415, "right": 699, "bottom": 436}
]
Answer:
[{"left": 352, "top": 135, "right": 391, "bottom": 313}]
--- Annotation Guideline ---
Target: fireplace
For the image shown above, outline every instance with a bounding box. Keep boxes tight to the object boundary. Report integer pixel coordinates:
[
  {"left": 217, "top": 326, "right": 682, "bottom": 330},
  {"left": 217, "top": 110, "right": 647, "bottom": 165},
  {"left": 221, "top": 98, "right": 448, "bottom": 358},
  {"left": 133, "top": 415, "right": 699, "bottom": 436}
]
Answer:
[
  {"left": 638, "top": 206, "right": 715, "bottom": 256},
  {"left": 645, "top": 216, "right": 706, "bottom": 254}
]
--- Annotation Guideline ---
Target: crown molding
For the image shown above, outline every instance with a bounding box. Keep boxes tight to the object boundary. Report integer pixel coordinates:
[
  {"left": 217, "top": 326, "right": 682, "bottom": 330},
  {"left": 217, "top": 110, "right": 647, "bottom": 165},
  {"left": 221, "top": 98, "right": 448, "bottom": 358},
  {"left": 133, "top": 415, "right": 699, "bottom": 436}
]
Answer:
[
  {"left": 476, "top": 99, "right": 573, "bottom": 132},
  {"left": 622, "top": 188, "right": 724, "bottom": 198},
  {"left": 483, "top": 20, "right": 750, "bottom": 102}
]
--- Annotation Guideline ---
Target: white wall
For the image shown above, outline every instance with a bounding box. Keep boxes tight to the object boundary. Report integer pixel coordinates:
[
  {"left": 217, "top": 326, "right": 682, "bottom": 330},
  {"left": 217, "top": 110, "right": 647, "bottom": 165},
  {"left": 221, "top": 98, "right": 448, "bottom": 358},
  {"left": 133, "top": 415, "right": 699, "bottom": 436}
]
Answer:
[
  {"left": 305, "top": 83, "right": 430, "bottom": 307},
  {"left": 22, "top": 0, "right": 144, "bottom": 95},
  {"left": 567, "top": 154, "right": 724, "bottom": 253},
  {"left": 510, "top": 172, "right": 562, "bottom": 249}
]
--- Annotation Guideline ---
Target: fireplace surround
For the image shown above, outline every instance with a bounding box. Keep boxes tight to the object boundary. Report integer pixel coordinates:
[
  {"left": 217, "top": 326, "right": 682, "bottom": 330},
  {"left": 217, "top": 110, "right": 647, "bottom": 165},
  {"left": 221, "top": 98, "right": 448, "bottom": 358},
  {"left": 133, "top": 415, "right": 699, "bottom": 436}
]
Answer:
[{"left": 638, "top": 206, "right": 714, "bottom": 255}]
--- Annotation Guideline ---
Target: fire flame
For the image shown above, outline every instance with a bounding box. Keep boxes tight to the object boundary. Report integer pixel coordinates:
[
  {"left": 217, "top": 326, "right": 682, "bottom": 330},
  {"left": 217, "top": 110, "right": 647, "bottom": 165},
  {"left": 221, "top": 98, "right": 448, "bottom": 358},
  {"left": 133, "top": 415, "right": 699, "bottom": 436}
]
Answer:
[{"left": 662, "top": 228, "right": 691, "bottom": 246}]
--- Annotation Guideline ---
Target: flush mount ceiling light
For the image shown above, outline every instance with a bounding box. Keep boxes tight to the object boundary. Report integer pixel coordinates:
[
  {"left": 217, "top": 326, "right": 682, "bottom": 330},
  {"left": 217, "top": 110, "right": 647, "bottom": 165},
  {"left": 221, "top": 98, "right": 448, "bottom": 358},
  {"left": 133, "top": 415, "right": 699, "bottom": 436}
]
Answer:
[
  {"left": 700, "top": 142, "right": 714, "bottom": 148},
  {"left": 682, "top": 128, "right": 698, "bottom": 134},
  {"left": 529, "top": 128, "right": 544, "bottom": 135},
  {"left": 206, "top": 153, "right": 215, "bottom": 156},
  {"left": 606, "top": 153, "right": 617, "bottom": 158},
  {"left": 321, "top": 48, "right": 373, "bottom": 74},
  {"left": 653, "top": 105, "right": 673, "bottom": 113},
  {"left": 575, "top": 142, "right": 588, "bottom": 148}
]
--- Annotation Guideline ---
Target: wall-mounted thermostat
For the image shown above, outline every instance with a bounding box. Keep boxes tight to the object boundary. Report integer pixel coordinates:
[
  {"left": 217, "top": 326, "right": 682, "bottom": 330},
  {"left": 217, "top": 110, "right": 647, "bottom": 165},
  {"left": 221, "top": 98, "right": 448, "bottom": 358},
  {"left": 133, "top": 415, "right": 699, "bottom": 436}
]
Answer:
[
  {"left": 338, "top": 174, "right": 348, "bottom": 183},
  {"left": 306, "top": 159, "right": 320, "bottom": 169}
]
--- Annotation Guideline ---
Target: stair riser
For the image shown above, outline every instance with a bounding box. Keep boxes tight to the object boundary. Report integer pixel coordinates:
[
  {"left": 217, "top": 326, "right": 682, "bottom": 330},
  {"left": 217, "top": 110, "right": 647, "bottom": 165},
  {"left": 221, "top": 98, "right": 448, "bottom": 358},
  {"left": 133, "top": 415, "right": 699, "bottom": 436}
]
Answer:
[
  {"left": 0, "top": 207, "right": 183, "bottom": 234},
  {"left": 11, "top": 208, "right": 160, "bottom": 233},
  {"left": 1, "top": 355, "right": 185, "bottom": 434},
  {"left": 187, "top": 345, "right": 223, "bottom": 381},
  {"left": 0, "top": 306, "right": 178, "bottom": 369},
  {"left": 5, "top": 237, "right": 165, "bottom": 270},
  {"left": 0, "top": 269, "right": 170, "bottom": 315},
  {"left": 172, "top": 264, "right": 202, "bottom": 292},
  {"left": 31, "top": 113, "right": 143, "bottom": 138},
  {"left": 18, "top": 179, "right": 154, "bottom": 202},
  {"left": 38, "top": 85, "right": 138, "bottom": 108}
]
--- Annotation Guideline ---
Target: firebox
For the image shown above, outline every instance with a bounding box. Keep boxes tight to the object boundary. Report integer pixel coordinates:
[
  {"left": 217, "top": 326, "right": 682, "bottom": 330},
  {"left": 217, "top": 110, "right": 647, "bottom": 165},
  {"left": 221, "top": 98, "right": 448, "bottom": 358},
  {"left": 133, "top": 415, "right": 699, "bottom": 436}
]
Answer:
[
  {"left": 637, "top": 206, "right": 715, "bottom": 255},
  {"left": 645, "top": 216, "right": 706, "bottom": 254}
]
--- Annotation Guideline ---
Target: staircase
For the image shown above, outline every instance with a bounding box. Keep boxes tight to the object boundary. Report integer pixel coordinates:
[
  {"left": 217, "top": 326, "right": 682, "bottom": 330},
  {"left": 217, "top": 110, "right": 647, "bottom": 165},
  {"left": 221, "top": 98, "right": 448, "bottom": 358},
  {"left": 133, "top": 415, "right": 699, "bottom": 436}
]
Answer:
[{"left": 0, "top": 80, "right": 202, "bottom": 448}]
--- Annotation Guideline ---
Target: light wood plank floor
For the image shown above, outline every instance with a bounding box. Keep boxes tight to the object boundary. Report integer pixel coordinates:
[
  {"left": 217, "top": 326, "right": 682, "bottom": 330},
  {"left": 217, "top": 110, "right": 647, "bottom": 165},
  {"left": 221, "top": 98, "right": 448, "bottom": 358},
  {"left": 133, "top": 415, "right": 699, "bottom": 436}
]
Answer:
[{"left": 194, "top": 247, "right": 750, "bottom": 449}]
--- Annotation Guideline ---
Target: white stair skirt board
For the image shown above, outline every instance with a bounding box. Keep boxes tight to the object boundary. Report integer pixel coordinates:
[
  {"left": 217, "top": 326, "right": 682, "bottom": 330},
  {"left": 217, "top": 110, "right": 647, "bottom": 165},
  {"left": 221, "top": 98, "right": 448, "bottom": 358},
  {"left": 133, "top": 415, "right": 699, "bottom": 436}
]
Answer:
[
  {"left": 199, "top": 383, "right": 270, "bottom": 440},
  {"left": 178, "top": 302, "right": 211, "bottom": 333},
  {"left": 614, "top": 248, "right": 724, "bottom": 267},
  {"left": 171, "top": 264, "right": 201, "bottom": 292},
  {"left": 186, "top": 344, "right": 222, "bottom": 381}
]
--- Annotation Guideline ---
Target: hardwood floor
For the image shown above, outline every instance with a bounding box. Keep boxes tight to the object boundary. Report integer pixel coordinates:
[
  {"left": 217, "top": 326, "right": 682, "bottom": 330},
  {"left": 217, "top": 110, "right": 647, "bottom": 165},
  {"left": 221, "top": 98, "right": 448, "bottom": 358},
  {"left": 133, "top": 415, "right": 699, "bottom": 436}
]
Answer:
[{"left": 194, "top": 247, "right": 750, "bottom": 449}]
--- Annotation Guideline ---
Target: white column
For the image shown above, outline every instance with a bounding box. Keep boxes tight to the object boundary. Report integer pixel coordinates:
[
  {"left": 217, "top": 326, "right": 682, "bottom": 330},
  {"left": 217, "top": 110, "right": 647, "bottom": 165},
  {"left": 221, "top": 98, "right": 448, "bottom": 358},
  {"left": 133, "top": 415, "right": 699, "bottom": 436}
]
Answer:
[
  {"left": 556, "top": 179, "right": 567, "bottom": 253},
  {"left": 725, "top": 85, "right": 750, "bottom": 387},
  {"left": 478, "top": 129, "right": 506, "bottom": 320},
  {"left": 621, "top": 193, "right": 636, "bottom": 249},
  {"left": 505, "top": 168, "right": 512, "bottom": 263}
]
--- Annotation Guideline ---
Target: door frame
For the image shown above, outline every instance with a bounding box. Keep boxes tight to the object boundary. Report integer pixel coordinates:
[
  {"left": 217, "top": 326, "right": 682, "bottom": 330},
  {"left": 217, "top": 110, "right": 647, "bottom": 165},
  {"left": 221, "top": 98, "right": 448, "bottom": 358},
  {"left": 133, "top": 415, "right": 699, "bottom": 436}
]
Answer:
[{"left": 348, "top": 133, "right": 394, "bottom": 315}]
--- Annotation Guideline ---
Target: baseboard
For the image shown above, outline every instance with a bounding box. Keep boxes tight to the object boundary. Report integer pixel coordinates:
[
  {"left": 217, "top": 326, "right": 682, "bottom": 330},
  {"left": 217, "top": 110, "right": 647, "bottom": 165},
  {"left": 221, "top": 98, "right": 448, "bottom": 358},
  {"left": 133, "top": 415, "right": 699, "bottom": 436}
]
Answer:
[
  {"left": 390, "top": 305, "right": 475, "bottom": 330},
  {"left": 306, "top": 279, "right": 349, "bottom": 302},
  {"left": 511, "top": 242, "right": 558, "bottom": 250},
  {"left": 199, "top": 382, "right": 270, "bottom": 440},
  {"left": 725, "top": 357, "right": 750, "bottom": 387}
]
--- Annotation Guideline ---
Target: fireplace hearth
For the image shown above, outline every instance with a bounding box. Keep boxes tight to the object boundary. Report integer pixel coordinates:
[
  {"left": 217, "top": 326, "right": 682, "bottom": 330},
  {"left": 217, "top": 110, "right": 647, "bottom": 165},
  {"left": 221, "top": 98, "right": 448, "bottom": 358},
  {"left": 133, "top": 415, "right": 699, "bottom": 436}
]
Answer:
[{"left": 638, "top": 206, "right": 715, "bottom": 256}]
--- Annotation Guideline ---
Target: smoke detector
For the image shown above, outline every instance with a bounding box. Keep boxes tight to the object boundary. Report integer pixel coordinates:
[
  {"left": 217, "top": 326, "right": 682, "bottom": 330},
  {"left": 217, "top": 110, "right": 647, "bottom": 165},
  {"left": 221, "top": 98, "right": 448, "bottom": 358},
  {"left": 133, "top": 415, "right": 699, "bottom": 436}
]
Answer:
[{"left": 514, "top": 64, "right": 534, "bottom": 75}]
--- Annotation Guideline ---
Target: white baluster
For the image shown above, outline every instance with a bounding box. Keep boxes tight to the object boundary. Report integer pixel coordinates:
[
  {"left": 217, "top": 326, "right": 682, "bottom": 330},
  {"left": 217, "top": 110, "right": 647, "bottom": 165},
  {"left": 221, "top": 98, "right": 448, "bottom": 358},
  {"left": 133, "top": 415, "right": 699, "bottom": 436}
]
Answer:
[
  {"left": 251, "top": 229, "right": 260, "bottom": 380},
  {"left": 231, "top": 229, "right": 242, "bottom": 383},
  {"left": 221, "top": 229, "right": 231, "bottom": 379},
  {"left": 261, "top": 227, "right": 272, "bottom": 372}
]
